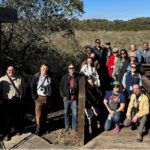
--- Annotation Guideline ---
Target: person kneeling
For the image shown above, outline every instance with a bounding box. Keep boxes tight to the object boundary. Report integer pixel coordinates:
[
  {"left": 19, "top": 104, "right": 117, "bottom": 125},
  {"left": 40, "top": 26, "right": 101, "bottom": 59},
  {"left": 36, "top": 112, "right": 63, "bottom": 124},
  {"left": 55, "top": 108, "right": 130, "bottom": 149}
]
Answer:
[
  {"left": 103, "top": 81, "right": 126, "bottom": 133},
  {"left": 124, "top": 84, "right": 149, "bottom": 142}
]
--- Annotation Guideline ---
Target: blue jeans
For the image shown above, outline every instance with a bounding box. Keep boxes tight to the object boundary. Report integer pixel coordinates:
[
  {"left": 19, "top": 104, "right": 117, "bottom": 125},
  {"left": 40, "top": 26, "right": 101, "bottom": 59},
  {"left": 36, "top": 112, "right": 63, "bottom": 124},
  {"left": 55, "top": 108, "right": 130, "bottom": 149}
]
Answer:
[
  {"left": 104, "top": 112, "right": 121, "bottom": 131},
  {"left": 64, "top": 99, "right": 77, "bottom": 129}
]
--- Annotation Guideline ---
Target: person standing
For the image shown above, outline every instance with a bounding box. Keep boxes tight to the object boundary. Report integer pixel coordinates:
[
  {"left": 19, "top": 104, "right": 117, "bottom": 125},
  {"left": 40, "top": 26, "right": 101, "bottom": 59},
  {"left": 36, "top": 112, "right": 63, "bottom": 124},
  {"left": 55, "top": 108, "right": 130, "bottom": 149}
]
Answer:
[
  {"left": 128, "top": 43, "right": 142, "bottom": 63},
  {"left": 141, "top": 42, "right": 150, "bottom": 63},
  {"left": 103, "top": 42, "right": 113, "bottom": 61},
  {"left": 0, "top": 65, "right": 26, "bottom": 141},
  {"left": 122, "top": 63, "right": 142, "bottom": 96},
  {"left": 92, "top": 39, "right": 104, "bottom": 65},
  {"left": 30, "top": 63, "right": 52, "bottom": 136},
  {"left": 60, "top": 64, "right": 79, "bottom": 131},
  {"left": 106, "top": 48, "right": 120, "bottom": 79}
]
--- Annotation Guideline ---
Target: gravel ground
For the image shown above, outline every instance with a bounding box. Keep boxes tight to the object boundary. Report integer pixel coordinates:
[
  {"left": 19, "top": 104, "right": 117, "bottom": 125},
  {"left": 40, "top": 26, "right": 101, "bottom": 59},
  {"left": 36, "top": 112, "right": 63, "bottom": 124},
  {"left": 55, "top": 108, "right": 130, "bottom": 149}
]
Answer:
[{"left": 42, "top": 128, "right": 78, "bottom": 146}]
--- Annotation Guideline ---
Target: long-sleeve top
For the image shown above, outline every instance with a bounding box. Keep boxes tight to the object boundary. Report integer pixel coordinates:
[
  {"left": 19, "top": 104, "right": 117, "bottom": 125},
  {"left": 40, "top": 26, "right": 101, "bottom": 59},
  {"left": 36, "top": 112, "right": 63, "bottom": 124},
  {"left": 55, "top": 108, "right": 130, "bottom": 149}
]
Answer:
[
  {"left": 126, "top": 93, "right": 149, "bottom": 118},
  {"left": 0, "top": 75, "right": 26, "bottom": 100},
  {"left": 80, "top": 64, "right": 100, "bottom": 87}
]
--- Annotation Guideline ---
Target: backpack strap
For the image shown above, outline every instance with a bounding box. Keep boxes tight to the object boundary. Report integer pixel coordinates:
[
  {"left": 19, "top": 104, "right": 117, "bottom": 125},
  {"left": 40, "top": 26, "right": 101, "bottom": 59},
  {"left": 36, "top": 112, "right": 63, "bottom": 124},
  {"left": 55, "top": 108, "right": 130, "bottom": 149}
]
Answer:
[{"left": 7, "top": 75, "right": 21, "bottom": 98}]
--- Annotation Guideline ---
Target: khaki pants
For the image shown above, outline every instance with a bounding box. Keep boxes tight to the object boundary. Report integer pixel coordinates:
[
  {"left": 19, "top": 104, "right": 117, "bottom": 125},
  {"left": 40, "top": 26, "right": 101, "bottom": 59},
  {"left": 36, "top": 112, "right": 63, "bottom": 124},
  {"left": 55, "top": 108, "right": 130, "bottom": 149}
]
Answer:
[
  {"left": 35, "top": 96, "right": 51, "bottom": 132},
  {"left": 124, "top": 115, "right": 147, "bottom": 136}
]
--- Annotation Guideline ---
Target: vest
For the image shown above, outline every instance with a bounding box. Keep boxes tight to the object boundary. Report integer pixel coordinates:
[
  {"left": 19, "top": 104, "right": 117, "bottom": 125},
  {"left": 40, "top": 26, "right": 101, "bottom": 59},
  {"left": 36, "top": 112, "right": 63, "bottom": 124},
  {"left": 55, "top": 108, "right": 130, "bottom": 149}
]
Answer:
[{"left": 125, "top": 71, "right": 140, "bottom": 93}]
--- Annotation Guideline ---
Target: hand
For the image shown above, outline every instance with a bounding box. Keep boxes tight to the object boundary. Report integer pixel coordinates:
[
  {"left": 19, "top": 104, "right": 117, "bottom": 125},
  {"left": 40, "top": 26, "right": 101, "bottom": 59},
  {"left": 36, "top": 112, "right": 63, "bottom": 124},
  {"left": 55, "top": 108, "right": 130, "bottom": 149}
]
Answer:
[
  {"left": 132, "top": 115, "right": 138, "bottom": 123},
  {"left": 111, "top": 66, "right": 114, "bottom": 69},
  {"left": 63, "top": 96, "right": 67, "bottom": 101},
  {"left": 127, "top": 116, "right": 131, "bottom": 120},
  {"left": 109, "top": 110, "right": 115, "bottom": 117}
]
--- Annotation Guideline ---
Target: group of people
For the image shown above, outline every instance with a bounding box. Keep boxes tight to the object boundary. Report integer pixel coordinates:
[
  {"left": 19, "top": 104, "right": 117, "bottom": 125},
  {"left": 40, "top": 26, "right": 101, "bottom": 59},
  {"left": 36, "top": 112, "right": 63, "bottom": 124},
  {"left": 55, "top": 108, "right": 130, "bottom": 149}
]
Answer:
[
  {"left": 0, "top": 39, "right": 150, "bottom": 143},
  {"left": 60, "top": 39, "right": 150, "bottom": 142}
]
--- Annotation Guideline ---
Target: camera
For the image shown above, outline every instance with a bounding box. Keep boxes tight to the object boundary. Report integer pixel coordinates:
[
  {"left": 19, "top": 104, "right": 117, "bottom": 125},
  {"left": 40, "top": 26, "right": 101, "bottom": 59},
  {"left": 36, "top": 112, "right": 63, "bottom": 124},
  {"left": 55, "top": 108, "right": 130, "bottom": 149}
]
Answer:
[
  {"left": 70, "top": 88, "right": 75, "bottom": 96},
  {"left": 40, "top": 85, "right": 47, "bottom": 94}
]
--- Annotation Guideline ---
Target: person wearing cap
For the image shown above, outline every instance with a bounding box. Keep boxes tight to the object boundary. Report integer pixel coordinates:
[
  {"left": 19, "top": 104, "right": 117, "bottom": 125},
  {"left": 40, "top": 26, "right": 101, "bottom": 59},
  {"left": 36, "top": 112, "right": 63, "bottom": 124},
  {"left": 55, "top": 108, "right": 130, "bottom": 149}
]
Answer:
[
  {"left": 124, "top": 84, "right": 149, "bottom": 142},
  {"left": 106, "top": 48, "right": 120, "bottom": 79},
  {"left": 122, "top": 63, "right": 142, "bottom": 96},
  {"left": 103, "top": 81, "right": 126, "bottom": 133},
  {"left": 128, "top": 44, "right": 142, "bottom": 64},
  {"left": 103, "top": 42, "right": 113, "bottom": 61},
  {"left": 141, "top": 42, "right": 150, "bottom": 64}
]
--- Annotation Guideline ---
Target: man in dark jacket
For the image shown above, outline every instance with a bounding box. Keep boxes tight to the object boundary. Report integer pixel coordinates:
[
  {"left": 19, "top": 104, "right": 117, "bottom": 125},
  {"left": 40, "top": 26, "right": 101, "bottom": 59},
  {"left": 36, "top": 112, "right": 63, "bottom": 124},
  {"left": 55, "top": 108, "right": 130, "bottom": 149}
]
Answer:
[
  {"left": 30, "top": 63, "right": 52, "bottom": 136},
  {"left": 60, "top": 64, "right": 79, "bottom": 131}
]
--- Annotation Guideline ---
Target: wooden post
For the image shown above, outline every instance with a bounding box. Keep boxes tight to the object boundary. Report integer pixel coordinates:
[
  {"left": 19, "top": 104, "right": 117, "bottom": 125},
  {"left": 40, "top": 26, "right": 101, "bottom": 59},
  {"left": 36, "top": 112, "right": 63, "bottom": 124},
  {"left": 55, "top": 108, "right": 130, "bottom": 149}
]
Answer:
[
  {"left": 77, "top": 76, "right": 86, "bottom": 146},
  {"left": 0, "top": 23, "right": 2, "bottom": 75}
]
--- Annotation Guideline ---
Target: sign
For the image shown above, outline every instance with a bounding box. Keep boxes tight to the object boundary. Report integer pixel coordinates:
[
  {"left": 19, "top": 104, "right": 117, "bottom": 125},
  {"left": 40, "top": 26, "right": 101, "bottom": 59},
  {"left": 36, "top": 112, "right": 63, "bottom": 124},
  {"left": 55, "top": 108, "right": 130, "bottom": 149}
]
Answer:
[{"left": 0, "top": 7, "right": 18, "bottom": 23}]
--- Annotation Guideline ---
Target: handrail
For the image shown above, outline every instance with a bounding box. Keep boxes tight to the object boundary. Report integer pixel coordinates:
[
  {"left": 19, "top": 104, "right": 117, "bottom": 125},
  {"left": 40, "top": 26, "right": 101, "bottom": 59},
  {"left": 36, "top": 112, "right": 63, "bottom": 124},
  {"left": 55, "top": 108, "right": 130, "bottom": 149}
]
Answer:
[{"left": 142, "top": 75, "right": 150, "bottom": 99}]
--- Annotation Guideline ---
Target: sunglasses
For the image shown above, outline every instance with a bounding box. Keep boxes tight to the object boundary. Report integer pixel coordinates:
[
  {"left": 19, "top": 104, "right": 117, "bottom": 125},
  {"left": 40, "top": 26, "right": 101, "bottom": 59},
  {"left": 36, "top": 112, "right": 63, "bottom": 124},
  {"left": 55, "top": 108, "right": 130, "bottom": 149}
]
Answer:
[
  {"left": 113, "top": 52, "right": 118, "bottom": 53},
  {"left": 96, "top": 41, "right": 100, "bottom": 44},
  {"left": 131, "top": 66, "right": 136, "bottom": 68},
  {"left": 68, "top": 67, "right": 74, "bottom": 70},
  {"left": 113, "top": 85, "right": 119, "bottom": 88}
]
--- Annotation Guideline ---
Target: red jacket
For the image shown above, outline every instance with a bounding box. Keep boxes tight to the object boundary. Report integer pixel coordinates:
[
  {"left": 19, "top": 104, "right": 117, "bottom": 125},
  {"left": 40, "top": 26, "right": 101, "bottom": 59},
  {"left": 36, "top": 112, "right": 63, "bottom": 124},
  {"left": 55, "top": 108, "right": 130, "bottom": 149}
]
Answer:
[{"left": 106, "top": 54, "right": 115, "bottom": 76}]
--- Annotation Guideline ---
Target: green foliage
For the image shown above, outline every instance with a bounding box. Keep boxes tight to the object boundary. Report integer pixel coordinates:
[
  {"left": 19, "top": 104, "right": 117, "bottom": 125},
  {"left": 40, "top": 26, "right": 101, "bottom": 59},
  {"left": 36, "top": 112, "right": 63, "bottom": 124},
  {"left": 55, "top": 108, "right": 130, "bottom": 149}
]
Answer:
[
  {"left": 0, "top": 0, "right": 84, "bottom": 73},
  {"left": 71, "top": 17, "right": 150, "bottom": 31}
]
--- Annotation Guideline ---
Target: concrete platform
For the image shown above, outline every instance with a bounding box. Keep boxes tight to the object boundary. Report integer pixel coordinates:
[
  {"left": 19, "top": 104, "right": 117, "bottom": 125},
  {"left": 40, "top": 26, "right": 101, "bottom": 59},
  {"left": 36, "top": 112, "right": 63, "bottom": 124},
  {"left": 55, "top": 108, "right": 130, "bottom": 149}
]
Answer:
[{"left": 1, "top": 128, "right": 150, "bottom": 149}]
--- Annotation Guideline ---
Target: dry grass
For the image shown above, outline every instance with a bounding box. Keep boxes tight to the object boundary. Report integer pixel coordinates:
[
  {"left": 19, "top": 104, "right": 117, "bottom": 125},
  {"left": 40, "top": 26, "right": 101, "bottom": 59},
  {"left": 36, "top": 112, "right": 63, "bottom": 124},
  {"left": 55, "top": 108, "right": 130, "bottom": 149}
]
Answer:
[{"left": 49, "top": 30, "right": 150, "bottom": 54}]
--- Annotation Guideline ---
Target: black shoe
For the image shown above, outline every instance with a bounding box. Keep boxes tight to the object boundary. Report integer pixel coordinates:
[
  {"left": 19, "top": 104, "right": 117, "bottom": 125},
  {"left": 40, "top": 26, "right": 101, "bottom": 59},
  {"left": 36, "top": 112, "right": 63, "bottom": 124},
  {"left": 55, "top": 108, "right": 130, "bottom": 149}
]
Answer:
[
  {"left": 35, "top": 131, "right": 42, "bottom": 136},
  {"left": 137, "top": 134, "right": 143, "bottom": 142},
  {"left": 35, "top": 127, "right": 42, "bottom": 136},
  {"left": 137, "top": 138, "right": 143, "bottom": 142}
]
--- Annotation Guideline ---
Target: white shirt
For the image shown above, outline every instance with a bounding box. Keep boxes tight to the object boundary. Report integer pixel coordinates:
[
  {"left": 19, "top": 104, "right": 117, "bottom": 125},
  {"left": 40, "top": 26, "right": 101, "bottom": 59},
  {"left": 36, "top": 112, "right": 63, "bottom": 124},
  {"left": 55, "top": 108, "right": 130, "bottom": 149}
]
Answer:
[
  {"left": 80, "top": 64, "right": 100, "bottom": 87},
  {"left": 37, "top": 75, "right": 51, "bottom": 96}
]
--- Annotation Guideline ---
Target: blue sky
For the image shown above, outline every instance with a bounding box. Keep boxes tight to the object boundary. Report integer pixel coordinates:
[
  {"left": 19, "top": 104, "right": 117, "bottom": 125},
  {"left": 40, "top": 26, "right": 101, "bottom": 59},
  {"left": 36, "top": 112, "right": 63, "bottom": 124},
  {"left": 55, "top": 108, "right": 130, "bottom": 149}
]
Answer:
[{"left": 81, "top": 0, "right": 150, "bottom": 20}]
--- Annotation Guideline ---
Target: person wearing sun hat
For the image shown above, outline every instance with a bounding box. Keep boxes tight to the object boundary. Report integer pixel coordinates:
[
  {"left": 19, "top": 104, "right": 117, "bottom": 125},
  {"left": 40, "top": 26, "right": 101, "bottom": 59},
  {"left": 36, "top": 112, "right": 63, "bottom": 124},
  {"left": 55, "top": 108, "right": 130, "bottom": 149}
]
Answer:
[
  {"left": 106, "top": 48, "right": 119, "bottom": 77},
  {"left": 103, "top": 80, "right": 126, "bottom": 133},
  {"left": 106, "top": 48, "right": 121, "bottom": 80}
]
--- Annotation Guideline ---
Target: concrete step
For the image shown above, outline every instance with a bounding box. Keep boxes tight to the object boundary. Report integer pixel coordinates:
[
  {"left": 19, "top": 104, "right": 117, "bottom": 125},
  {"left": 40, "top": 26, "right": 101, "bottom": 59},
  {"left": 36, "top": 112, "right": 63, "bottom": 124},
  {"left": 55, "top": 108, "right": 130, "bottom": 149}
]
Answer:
[{"left": 83, "top": 128, "right": 150, "bottom": 149}]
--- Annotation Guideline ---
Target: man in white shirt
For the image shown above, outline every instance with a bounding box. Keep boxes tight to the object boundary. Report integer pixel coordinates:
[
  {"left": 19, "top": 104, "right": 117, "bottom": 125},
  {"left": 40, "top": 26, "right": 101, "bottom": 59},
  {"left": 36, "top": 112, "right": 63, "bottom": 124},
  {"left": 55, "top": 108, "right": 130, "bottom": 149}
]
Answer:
[{"left": 30, "top": 63, "right": 52, "bottom": 136}]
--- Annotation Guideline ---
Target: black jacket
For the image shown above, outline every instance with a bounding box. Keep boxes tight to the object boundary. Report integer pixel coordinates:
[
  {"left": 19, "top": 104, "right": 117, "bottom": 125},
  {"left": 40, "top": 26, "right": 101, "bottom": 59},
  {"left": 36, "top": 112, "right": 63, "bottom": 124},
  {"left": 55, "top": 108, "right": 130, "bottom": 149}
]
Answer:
[
  {"left": 59, "top": 73, "right": 79, "bottom": 100},
  {"left": 30, "top": 72, "right": 51, "bottom": 100}
]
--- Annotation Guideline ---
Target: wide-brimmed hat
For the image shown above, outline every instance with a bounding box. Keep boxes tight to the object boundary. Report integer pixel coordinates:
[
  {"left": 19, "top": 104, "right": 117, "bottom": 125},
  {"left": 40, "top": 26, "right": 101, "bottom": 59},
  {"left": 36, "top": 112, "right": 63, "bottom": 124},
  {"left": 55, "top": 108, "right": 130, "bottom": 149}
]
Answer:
[{"left": 113, "top": 48, "right": 119, "bottom": 53}]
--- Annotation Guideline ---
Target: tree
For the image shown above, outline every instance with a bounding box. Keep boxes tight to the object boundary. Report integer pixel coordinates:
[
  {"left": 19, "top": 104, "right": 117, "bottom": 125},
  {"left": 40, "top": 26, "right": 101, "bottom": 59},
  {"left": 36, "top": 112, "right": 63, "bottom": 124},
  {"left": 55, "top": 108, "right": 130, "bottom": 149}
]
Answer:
[{"left": 0, "top": 0, "right": 84, "bottom": 72}]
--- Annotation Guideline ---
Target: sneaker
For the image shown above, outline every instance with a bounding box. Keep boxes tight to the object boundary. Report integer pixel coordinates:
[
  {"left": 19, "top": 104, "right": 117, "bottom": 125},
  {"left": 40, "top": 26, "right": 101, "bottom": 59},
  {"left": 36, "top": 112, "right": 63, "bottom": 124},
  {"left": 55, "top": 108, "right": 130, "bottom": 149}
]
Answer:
[
  {"left": 3, "top": 135, "right": 10, "bottom": 141},
  {"left": 114, "top": 124, "right": 120, "bottom": 134},
  {"left": 64, "top": 127, "right": 69, "bottom": 132}
]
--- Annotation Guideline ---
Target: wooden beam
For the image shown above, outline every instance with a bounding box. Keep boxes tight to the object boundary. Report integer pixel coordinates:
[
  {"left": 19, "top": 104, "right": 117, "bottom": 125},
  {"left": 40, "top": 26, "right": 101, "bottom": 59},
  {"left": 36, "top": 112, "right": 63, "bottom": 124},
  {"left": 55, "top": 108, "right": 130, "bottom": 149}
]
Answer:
[{"left": 77, "top": 76, "right": 86, "bottom": 146}]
